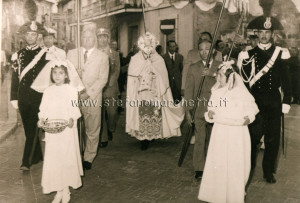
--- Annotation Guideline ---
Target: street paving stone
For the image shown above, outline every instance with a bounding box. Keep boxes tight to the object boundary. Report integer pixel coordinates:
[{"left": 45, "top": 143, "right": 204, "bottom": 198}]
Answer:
[{"left": 0, "top": 106, "right": 299, "bottom": 203}]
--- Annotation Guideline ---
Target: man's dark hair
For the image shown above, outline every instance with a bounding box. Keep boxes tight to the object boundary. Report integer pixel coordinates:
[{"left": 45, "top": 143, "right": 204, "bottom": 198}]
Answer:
[
  {"left": 215, "top": 40, "right": 223, "bottom": 48},
  {"left": 198, "top": 39, "right": 212, "bottom": 49},
  {"left": 167, "top": 40, "right": 176, "bottom": 47},
  {"left": 199, "top": 32, "right": 213, "bottom": 41}
]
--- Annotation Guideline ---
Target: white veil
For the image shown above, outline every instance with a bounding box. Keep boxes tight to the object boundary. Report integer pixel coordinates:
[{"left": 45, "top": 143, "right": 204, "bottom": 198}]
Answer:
[
  {"left": 207, "top": 61, "right": 259, "bottom": 125},
  {"left": 31, "top": 60, "right": 85, "bottom": 93}
]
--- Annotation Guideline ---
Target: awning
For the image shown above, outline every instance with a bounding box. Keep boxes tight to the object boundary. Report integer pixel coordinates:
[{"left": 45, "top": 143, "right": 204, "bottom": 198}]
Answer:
[
  {"left": 81, "top": 8, "right": 142, "bottom": 23},
  {"left": 145, "top": 0, "right": 300, "bottom": 16}
]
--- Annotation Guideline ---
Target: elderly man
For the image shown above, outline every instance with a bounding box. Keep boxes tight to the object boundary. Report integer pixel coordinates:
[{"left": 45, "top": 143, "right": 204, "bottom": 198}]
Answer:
[
  {"left": 185, "top": 39, "right": 221, "bottom": 179},
  {"left": 238, "top": 15, "right": 291, "bottom": 183},
  {"left": 97, "top": 28, "right": 120, "bottom": 148},
  {"left": 126, "top": 32, "right": 184, "bottom": 150},
  {"left": 43, "top": 29, "right": 66, "bottom": 60},
  {"left": 67, "top": 23, "right": 109, "bottom": 170},
  {"left": 181, "top": 32, "right": 222, "bottom": 94},
  {"left": 10, "top": 20, "right": 48, "bottom": 170}
]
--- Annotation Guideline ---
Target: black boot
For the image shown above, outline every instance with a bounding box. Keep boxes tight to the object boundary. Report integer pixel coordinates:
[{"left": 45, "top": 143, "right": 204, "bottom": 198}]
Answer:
[
  {"left": 108, "top": 131, "right": 113, "bottom": 141},
  {"left": 140, "top": 140, "right": 150, "bottom": 150}
]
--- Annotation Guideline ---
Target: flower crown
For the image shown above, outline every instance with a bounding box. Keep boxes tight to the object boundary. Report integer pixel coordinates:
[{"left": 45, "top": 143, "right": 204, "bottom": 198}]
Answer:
[
  {"left": 218, "top": 60, "right": 235, "bottom": 74},
  {"left": 137, "top": 32, "right": 159, "bottom": 54}
]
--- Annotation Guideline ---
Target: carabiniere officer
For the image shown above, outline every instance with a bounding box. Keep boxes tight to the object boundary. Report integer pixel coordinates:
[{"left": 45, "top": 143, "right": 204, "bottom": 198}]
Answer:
[
  {"left": 11, "top": 21, "right": 49, "bottom": 170},
  {"left": 238, "top": 15, "right": 292, "bottom": 183}
]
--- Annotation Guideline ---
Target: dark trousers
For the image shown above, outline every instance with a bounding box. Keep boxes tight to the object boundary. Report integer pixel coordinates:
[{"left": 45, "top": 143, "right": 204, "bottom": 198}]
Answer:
[
  {"left": 249, "top": 112, "right": 281, "bottom": 176},
  {"left": 18, "top": 102, "right": 43, "bottom": 167},
  {"left": 170, "top": 82, "right": 182, "bottom": 104},
  {"left": 100, "top": 97, "right": 117, "bottom": 142}
]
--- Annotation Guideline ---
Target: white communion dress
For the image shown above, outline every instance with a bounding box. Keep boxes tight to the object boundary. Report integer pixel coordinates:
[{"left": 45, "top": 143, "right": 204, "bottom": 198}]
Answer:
[
  {"left": 198, "top": 73, "right": 259, "bottom": 203},
  {"left": 39, "top": 84, "right": 83, "bottom": 194}
]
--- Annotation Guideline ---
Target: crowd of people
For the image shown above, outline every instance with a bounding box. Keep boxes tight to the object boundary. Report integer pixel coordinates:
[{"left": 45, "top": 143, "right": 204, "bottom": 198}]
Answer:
[{"left": 6, "top": 3, "right": 300, "bottom": 202}]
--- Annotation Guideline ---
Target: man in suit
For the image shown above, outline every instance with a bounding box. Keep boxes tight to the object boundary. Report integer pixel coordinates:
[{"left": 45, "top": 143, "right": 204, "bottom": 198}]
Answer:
[
  {"left": 10, "top": 20, "right": 48, "bottom": 170},
  {"left": 67, "top": 23, "right": 109, "bottom": 170},
  {"left": 182, "top": 32, "right": 223, "bottom": 95},
  {"left": 97, "top": 28, "right": 120, "bottom": 148},
  {"left": 238, "top": 15, "right": 291, "bottom": 183},
  {"left": 43, "top": 29, "right": 66, "bottom": 60},
  {"left": 185, "top": 39, "right": 221, "bottom": 179},
  {"left": 162, "top": 40, "right": 184, "bottom": 104}
]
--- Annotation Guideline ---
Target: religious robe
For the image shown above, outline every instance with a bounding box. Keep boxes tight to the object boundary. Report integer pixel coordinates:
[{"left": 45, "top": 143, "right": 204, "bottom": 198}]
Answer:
[{"left": 126, "top": 51, "right": 184, "bottom": 140}]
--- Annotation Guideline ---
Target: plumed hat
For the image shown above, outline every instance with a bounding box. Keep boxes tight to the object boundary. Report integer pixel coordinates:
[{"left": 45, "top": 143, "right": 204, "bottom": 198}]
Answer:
[
  {"left": 17, "top": 0, "right": 47, "bottom": 35},
  {"left": 247, "top": 0, "right": 283, "bottom": 30}
]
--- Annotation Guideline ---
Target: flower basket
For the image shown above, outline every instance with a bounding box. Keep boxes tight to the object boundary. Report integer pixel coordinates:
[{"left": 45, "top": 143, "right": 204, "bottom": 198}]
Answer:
[{"left": 41, "top": 119, "right": 68, "bottom": 134}]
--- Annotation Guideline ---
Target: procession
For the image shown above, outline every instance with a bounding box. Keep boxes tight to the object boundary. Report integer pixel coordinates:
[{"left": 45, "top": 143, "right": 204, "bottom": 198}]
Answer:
[{"left": 0, "top": 0, "right": 300, "bottom": 202}]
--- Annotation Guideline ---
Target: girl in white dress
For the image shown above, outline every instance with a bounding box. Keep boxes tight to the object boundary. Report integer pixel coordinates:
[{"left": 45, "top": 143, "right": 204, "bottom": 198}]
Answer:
[
  {"left": 198, "top": 61, "right": 259, "bottom": 203},
  {"left": 32, "top": 60, "right": 84, "bottom": 203}
]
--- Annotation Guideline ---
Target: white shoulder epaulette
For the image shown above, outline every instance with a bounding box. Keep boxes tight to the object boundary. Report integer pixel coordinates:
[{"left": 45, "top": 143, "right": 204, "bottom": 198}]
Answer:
[
  {"left": 239, "top": 51, "right": 249, "bottom": 60},
  {"left": 237, "top": 51, "right": 250, "bottom": 70},
  {"left": 11, "top": 52, "right": 18, "bottom": 61},
  {"left": 280, "top": 47, "right": 291, "bottom": 59}
]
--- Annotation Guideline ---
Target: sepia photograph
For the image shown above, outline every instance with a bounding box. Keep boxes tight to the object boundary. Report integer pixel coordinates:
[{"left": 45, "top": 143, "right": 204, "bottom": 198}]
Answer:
[{"left": 0, "top": 0, "right": 299, "bottom": 202}]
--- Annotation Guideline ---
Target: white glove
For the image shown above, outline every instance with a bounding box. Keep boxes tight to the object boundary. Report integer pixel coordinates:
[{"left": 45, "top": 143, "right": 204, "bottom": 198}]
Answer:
[
  {"left": 11, "top": 100, "right": 18, "bottom": 109},
  {"left": 282, "top": 104, "right": 290, "bottom": 114}
]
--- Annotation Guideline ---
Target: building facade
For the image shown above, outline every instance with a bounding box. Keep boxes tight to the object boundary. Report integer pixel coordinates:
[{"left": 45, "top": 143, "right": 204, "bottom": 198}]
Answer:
[
  {"left": 57, "top": 0, "right": 300, "bottom": 58},
  {"left": 2, "top": 0, "right": 55, "bottom": 54}
]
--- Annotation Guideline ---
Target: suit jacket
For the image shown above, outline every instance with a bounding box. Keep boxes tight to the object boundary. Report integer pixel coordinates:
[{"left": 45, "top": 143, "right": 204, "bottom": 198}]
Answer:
[
  {"left": 99, "top": 46, "right": 120, "bottom": 98},
  {"left": 239, "top": 45, "right": 292, "bottom": 116},
  {"left": 10, "top": 46, "right": 48, "bottom": 104},
  {"left": 182, "top": 48, "right": 223, "bottom": 90},
  {"left": 67, "top": 47, "right": 109, "bottom": 100},
  {"left": 184, "top": 60, "right": 221, "bottom": 119},
  {"left": 162, "top": 52, "right": 184, "bottom": 102}
]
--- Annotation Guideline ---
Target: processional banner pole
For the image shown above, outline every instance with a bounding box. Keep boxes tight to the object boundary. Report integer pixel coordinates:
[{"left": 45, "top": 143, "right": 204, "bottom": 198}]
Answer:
[
  {"left": 76, "top": 0, "right": 85, "bottom": 157},
  {"left": 76, "top": 0, "right": 81, "bottom": 70},
  {"left": 178, "top": 0, "right": 227, "bottom": 167}
]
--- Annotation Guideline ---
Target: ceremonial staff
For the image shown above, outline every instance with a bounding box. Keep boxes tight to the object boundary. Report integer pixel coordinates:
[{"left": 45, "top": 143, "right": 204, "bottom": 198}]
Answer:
[
  {"left": 75, "top": 0, "right": 86, "bottom": 156},
  {"left": 178, "top": 0, "right": 227, "bottom": 167},
  {"left": 141, "top": 0, "right": 147, "bottom": 33}
]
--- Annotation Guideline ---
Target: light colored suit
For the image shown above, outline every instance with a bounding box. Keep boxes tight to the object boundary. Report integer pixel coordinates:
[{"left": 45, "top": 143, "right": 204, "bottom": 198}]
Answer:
[{"left": 67, "top": 47, "right": 109, "bottom": 163}]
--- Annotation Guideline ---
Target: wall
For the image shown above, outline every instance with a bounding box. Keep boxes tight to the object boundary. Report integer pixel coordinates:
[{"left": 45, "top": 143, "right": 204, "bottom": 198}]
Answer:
[
  {"left": 145, "top": 4, "right": 193, "bottom": 59},
  {"left": 118, "top": 13, "right": 143, "bottom": 56}
]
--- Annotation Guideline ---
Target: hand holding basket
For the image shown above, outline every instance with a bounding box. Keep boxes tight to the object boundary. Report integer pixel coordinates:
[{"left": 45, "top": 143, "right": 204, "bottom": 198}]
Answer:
[{"left": 39, "top": 119, "right": 69, "bottom": 134}]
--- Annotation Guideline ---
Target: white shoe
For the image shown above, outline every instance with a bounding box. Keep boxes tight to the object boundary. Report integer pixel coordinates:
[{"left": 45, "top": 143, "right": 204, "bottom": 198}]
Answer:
[
  {"left": 52, "top": 191, "right": 63, "bottom": 203},
  {"left": 190, "top": 136, "right": 195, "bottom": 144},
  {"left": 260, "top": 142, "right": 265, "bottom": 149},
  {"left": 62, "top": 188, "right": 71, "bottom": 203}
]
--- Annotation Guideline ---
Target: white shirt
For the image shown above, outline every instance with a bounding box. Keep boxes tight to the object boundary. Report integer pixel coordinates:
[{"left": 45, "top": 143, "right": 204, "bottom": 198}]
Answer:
[
  {"left": 82, "top": 47, "right": 95, "bottom": 60},
  {"left": 26, "top": 44, "right": 39, "bottom": 50},
  {"left": 202, "top": 59, "right": 213, "bottom": 68},
  {"left": 257, "top": 43, "right": 272, "bottom": 50},
  {"left": 168, "top": 52, "right": 175, "bottom": 61}
]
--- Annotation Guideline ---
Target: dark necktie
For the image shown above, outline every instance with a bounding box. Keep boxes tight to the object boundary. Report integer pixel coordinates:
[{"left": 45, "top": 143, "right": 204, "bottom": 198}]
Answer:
[
  {"left": 171, "top": 55, "right": 174, "bottom": 63},
  {"left": 84, "top": 50, "right": 88, "bottom": 63}
]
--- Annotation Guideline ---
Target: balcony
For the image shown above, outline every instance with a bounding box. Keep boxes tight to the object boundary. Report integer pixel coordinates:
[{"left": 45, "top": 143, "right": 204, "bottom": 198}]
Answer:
[{"left": 81, "top": 0, "right": 142, "bottom": 21}]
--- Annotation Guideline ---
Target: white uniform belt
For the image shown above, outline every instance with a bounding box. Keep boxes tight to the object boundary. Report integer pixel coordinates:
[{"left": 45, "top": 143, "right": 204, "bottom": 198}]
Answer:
[
  {"left": 19, "top": 48, "right": 47, "bottom": 81},
  {"left": 249, "top": 46, "right": 281, "bottom": 88}
]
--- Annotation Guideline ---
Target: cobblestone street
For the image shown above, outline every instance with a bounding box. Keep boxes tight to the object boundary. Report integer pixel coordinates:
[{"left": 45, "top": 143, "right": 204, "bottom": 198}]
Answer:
[{"left": 0, "top": 105, "right": 299, "bottom": 203}]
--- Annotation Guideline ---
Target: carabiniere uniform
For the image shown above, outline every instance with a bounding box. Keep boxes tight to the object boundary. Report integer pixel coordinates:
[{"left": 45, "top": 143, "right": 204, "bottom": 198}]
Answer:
[
  {"left": 11, "top": 21, "right": 49, "bottom": 168},
  {"left": 239, "top": 16, "right": 292, "bottom": 181}
]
